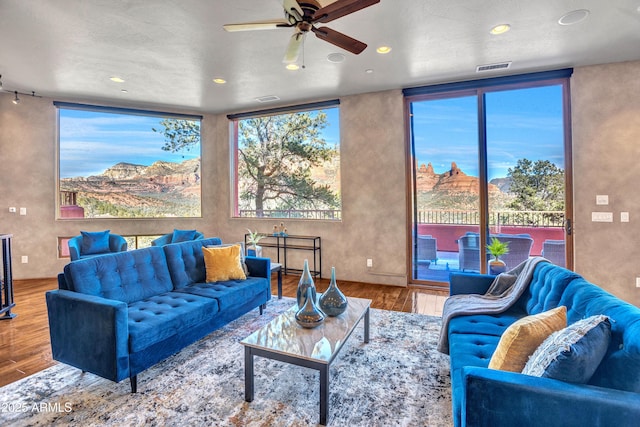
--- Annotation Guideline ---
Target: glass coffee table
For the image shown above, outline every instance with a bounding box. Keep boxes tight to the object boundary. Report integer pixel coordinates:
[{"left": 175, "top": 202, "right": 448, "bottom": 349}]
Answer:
[{"left": 241, "top": 296, "right": 371, "bottom": 425}]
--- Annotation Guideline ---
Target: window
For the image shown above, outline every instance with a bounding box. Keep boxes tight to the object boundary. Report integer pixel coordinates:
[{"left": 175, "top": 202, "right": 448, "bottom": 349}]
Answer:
[
  {"left": 229, "top": 101, "right": 341, "bottom": 220},
  {"left": 56, "top": 103, "right": 202, "bottom": 219}
]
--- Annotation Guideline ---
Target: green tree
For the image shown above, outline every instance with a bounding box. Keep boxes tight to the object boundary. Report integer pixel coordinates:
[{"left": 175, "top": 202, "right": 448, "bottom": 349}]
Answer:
[
  {"left": 507, "top": 159, "right": 564, "bottom": 211},
  {"left": 152, "top": 119, "right": 200, "bottom": 154},
  {"left": 237, "top": 111, "right": 340, "bottom": 217}
]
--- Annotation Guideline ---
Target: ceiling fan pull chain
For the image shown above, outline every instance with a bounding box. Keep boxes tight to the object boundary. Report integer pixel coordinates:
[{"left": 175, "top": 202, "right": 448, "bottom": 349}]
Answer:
[{"left": 302, "top": 32, "right": 306, "bottom": 69}]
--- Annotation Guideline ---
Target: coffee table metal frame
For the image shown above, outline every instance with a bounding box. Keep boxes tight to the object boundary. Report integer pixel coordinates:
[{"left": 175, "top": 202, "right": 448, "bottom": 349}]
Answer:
[{"left": 242, "top": 297, "right": 371, "bottom": 425}]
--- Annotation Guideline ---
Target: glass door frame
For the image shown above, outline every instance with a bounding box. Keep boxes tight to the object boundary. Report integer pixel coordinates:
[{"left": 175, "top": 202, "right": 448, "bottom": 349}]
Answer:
[{"left": 404, "top": 70, "right": 574, "bottom": 287}]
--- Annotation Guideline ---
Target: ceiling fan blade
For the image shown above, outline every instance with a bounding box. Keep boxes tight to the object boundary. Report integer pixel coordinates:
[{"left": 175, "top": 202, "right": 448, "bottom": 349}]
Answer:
[
  {"left": 313, "top": 0, "right": 380, "bottom": 24},
  {"left": 283, "top": 0, "right": 304, "bottom": 21},
  {"left": 283, "top": 32, "right": 304, "bottom": 63},
  {"left": 312, "top": 26, "right": 367, "bottom": 54},
  {"left": 223, "top": 19, "right": 290, "bottom": 32}
]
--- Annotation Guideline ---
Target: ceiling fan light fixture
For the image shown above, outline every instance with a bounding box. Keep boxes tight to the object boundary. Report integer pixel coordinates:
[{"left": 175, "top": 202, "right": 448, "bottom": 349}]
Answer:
[
  {"left": 12, "top": 91, "right": 20, "bottom": 105},
  {"left": 376, "top": 46, "right": 392, "bottom": 54},
  {"left": 490, "top": 24, "right": 511, "bottom": 35}
]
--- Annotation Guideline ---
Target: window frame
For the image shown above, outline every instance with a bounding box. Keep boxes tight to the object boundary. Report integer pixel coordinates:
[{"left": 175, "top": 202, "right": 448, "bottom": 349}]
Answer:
[
  {"left": 55, "top": 102, "right": 203, "bottom": 220},
  {"left": 228, "top": 100, "right": 342, "bottom": 221}
]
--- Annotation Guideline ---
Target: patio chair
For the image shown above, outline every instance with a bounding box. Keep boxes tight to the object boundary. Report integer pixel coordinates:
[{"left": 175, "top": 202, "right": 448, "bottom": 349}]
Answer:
[
  {"left": 417, "top": 235, "right": 438, "bottom": 264},
  {"left": 457, "top": 233, "right": 481, "bottom": 272},
  {"left": 542, "top": 239, "right": 566, "bottom": 267},
  {"left": 493, "top": 234, "right": 534, "bottom": 270}
]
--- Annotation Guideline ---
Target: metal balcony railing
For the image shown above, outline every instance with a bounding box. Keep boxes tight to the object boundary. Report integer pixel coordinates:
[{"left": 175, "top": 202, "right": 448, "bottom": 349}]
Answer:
[{"left": 417, "top": 210, "right": 565, "bottom": 227}]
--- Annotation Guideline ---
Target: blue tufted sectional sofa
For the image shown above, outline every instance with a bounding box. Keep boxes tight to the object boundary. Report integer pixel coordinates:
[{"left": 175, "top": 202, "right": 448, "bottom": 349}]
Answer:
[
  {"left": 446, "top": 261, "right": 640, "bottom": 427},
  {"left": 46, "top": 238, "right": 271, "bottom": 393}
]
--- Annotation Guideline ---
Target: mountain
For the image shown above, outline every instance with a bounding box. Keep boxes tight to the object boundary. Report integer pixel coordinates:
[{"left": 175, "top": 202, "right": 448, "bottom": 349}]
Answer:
[
  {"left": 416, "top": 162, "right": 501, "bottom": 194},
  {"left": 60, "top": 158, "right": 201, "bottom": 218}
]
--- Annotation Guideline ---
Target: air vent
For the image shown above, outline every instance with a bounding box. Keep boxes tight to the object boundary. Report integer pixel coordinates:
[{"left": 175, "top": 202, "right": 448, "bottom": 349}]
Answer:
[
  {"left": 255, "top": 95, "right": 280, "bottom": 103},
  {"left": 476, "top": 62, "right": 512, "bottom": 72}
]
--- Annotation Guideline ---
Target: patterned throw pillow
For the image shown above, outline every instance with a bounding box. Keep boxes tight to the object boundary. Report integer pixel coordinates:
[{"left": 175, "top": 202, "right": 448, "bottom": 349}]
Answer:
[
  {"left": 489, "top": 306, "right": 567, "bottom": 372},
  {"left": 522, "top": 314, "right": 611, "bottom": 384}
]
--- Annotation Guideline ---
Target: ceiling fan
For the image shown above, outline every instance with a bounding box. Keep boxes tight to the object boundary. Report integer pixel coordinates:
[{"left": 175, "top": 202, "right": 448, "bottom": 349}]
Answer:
[{"left": 223, "top": 0, "right": 380, "bottom": 64}]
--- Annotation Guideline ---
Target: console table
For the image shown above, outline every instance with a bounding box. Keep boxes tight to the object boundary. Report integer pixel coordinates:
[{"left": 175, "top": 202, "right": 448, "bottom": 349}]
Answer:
[
  {"left": 246, "top": 234, "right": 321, "bottom": 278},
  {"left": 1, "top": 234, "right": 16, "bottom": 319}
]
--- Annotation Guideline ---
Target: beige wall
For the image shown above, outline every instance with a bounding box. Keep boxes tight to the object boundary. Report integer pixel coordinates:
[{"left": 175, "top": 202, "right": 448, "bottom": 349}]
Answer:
[
  {"left": 0, "top": 89, "right": 407, "bottom": 286},
  {"left": 1, "top": 60, "right": 639, "bottom": 306},
  {"left": 571, "top": 60, "right": 640, "bottom": 306}
]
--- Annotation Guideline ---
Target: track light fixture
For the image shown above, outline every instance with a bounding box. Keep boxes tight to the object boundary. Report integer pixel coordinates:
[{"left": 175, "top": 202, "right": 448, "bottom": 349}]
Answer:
[{"left": 1, "top": 72, "right": 42, "bottom": 105}]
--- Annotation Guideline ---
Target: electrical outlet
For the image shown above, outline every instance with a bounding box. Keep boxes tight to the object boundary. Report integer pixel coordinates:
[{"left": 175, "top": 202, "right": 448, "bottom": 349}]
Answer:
[
  {"left": 19, "top": 207, "right": 27, "bottom": 215},
  {"left": 366, "top": 258, "right": 373, "bottom": 268},
  {"left": 636, "top": 277, "right": 640, "bottom": 288},
  {"left": 21, "top": 256, "right": 28, "bottom": 264}
]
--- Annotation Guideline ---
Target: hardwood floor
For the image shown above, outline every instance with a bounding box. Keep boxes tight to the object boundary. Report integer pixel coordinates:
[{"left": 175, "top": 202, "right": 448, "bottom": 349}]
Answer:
[{"left": 0, "top": 275, "right": 447, "bottom": 388}]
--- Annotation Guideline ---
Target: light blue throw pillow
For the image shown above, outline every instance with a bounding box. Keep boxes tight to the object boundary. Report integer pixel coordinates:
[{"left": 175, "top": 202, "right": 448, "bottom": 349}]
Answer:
[
  {"left": 80, "top": 230, "right": 111, "bottom": 255},
  {"left": 522, "top": 314, "right": 611, "bottom": 384}
]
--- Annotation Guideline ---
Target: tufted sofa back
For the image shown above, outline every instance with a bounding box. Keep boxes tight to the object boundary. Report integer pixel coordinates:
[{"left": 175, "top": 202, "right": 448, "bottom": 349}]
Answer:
[
  {"left": 162, "top": 237, "right": 223, "bottom": 289},
  {"left": 63, "top": 246, "right": 174, "bottom": 304},
  {"left": 519, "top": 262, "right": 640, "bottom": 392}
]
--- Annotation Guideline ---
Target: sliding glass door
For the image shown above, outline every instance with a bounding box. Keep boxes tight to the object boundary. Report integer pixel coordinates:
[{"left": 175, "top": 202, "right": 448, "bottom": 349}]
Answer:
[{"left": 406, "top": 71, "right": 573, "bottom": 285}]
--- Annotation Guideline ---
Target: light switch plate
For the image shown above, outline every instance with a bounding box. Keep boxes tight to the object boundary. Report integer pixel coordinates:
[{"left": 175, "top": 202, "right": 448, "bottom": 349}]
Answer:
[
  {"left": 596, "top": 195, "right": 609, "bottom": 205},
  {"left": 592, "top": 212, "right": 613, "bottom": 222},
  {"left": 621, "top": 212, "right": 630, "bottom": 222}
]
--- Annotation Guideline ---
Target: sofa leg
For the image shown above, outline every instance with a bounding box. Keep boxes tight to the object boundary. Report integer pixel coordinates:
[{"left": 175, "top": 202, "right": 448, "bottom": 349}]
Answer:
[
  {"left": 259, "top": 304, "right": 264, "bottom": 315},
  {"left": 130, "top": 375, "right": 137, "bottom": 393}
]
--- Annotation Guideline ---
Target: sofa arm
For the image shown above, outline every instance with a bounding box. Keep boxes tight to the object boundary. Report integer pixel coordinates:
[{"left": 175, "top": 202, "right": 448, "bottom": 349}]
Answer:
[
  {"left": 449, "top": 272, "right": 495, "bottom": 295},
  {"left": 46, "top": 289, "right": 130, "bottom": 382},
  {"left": 245, "top": 256, "right": 270, "bottom": 279},
  {"left": 462, "top": 366, "right": 640, "bottom": 427}
]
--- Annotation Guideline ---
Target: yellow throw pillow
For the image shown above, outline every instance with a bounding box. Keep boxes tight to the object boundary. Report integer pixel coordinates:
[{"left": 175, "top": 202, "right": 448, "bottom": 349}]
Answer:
[
  {"left": 488, "top": 306, "right": 567, "bottom": 372},
  {"left": 202, "top": 244, "right": 247, "bottom": 282}
]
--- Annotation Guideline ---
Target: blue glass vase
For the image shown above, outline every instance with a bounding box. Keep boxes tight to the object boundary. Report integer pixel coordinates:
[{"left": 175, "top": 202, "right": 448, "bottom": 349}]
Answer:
[
  {"left": 296, "top": 259, "right": 316, "bottom": 308},
  {"left": 295, "top": 287, "right": 325, "bottom": 328},
  {"left": 319, "top": 267, "right": 348, "bottom": 316}
]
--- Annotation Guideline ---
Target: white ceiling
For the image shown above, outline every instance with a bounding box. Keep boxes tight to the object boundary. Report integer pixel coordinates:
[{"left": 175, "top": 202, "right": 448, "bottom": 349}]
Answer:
[{"left": 1, "top": 0, "right": 639, "bottom": 114}]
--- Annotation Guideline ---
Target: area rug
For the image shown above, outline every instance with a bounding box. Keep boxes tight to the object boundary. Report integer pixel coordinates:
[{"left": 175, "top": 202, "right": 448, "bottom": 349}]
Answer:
[{"left": 0, "top": 297, "right": 452, "bottom": 426}]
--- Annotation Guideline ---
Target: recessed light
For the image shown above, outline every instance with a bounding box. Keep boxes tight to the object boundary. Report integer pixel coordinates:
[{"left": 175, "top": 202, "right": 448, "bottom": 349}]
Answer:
[
  {"left": 286, "top": 64, "right": 300, "bottom": 71},
  {"left": 120, "top": 89, "right": 128, "bottom": 93},
  {"left": 558, "top": 9, "right": 590, "bottom": 25},
  {"left": 109, "top": 76, "right": 125, "bottom": 83},
  {"left": 213, "top": 78, "right": 226, "bottom": 84},
  {"left": 365, "top": 69, "right": 374, "bottom": 74},
  {"left": 376, "top": 46, "right": 392, "bottom": 54},
  {"left": 490, "top": 24, "right": 511, "bottom": 35},
  {"left": 327, "top": 52, "right": 345, "bottom": 63}
]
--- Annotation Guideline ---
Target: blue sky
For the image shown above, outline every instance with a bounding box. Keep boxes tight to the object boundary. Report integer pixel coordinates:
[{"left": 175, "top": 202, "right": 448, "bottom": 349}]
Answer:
[
  {"left": 59, "top": 109, "right": 200, "bottom": 178},
  {"left": 61, "top": 107, "right": 339, "bottom": 179},
  {"left": 412, "top": 85, "right": 565, "bottom": 180}
]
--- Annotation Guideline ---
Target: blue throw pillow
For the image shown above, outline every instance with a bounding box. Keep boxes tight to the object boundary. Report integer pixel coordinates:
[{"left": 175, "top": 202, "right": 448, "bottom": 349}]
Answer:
[
  {"left": 80, "top": 230, "right": 111, "bottom": 255},
  {"left": 171, "top": 229, "right": 197, "bottom": 243},
  {"left": 522, "top": 314, "right": 611, "bottom": 384}
]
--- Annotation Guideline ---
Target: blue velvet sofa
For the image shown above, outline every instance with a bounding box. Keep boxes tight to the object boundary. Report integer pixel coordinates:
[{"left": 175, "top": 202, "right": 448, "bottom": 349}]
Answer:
[
  {"left": 446, "top": 262, "right": 640, "bottom": 427},
  {"left": 46, "top": 238, "right": 271, "bottom": 392}
]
